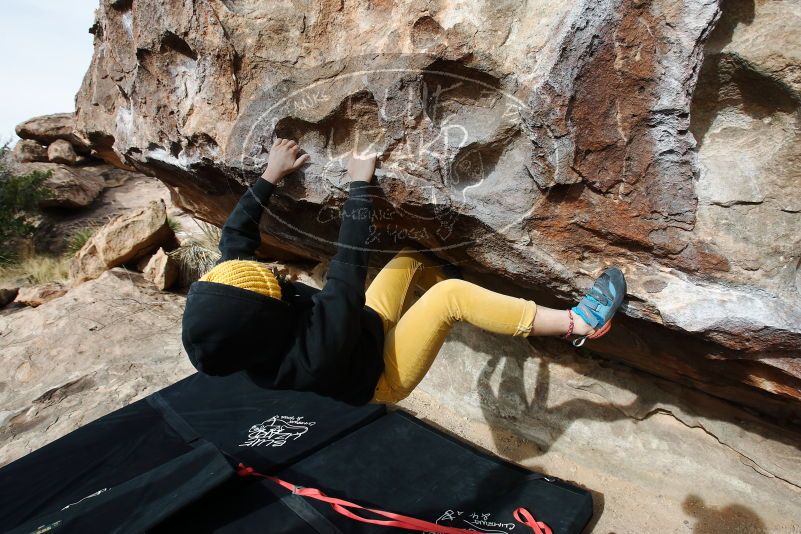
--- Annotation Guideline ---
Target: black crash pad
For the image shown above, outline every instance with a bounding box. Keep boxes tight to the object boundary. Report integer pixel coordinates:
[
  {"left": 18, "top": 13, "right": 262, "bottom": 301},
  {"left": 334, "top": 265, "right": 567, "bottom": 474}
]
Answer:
[
  {"left": 0, "top": 372, "right": 385, "bottom": 533},
  {"left": 153, "top": 411, "right": 593, "bottom": 534},
  {"left": 276, "top": 411, "right": 593, "bottom": 534},
  {"left": 1, "top": 373, "right": 592, "bottom": 534},
  {"left": 155, "top": 372, "right": 386, "bottom": 472}
]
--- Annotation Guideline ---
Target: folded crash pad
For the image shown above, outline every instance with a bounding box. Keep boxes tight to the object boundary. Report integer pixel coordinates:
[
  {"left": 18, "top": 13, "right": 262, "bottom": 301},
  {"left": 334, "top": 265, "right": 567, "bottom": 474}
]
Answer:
[
  {"left": 154, "top": 372, "right": 386, "bottom": 472},
  {"left": 153, "top": 411, "right": 593, "bottom": 534},
  {"left": 0, "top": 372, "right": 385, "bottom": 533},
  {"left": 275, "top": 411, "right": 593, "bottom": 534},
  {"left": 1, "top": 373, "right": 592, "bottom": 533}
]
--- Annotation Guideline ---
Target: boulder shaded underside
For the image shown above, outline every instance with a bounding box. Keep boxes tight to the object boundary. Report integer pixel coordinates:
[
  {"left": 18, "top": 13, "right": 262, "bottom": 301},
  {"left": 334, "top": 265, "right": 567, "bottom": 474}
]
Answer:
[{"left": 75, "top": 1, "right": 801, "bottom": 421}]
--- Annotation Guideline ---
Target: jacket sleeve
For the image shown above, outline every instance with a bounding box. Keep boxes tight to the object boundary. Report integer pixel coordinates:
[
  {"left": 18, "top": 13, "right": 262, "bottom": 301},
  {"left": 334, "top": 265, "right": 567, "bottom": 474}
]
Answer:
[
  {"left": 217, "top": 179, "right": 276, "bottom": 262},
  {"left": 326, "top": 180, "right": 373, "bottom": 293},
  {"left": 277, "top": 181, "right": 375, "bottom": 387}
]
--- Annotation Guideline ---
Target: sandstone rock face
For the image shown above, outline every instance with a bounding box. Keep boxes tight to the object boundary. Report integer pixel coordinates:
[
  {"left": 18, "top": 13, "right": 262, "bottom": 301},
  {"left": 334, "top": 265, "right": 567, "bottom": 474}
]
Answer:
[
  {"left": 13, "top": 283, "right": 67, "bottom": 307},
  {"left": 0, "top": 269, "right": 194, "bottom": 466},
  {"left": 15, "top": 113, "right": 88, "bottom": 153},
  {"left": 14, "top": 162, "right": 105, "bottom": 209},
  {"left": 39, "top": 165, "right": 104, "bottom": 209},
  {"left": 142, "top": 247, "right": 178, "bottom": 290},
  {"left": 12, "top": 140, "right": 48, "bottom": 163},
  {"left": 69, "top": 199, "right": 174, "bottom": 283},
  {"left": 74, "top": 1, "right": 801, "bottom": 419},
  {"left": 46, "top": 139, "right": 79, "bottom": 165},
  {"left": 691, "top": 1, "right": 801, "bottom": 296}
]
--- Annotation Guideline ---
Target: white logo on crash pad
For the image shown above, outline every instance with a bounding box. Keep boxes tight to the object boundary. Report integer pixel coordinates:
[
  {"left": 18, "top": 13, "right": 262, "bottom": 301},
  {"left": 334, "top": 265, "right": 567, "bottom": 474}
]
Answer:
[
  {"left": 239, "top": 416, "right": 316, "bottom": 448},
  {"left": 431, "top": 509, "right": 516, "bottom": 533}
]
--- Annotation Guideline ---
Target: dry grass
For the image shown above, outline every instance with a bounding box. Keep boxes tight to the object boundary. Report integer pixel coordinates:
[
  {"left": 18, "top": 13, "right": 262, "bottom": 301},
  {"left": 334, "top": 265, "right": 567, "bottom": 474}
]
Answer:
[
  {"left": 169, "top": 243, "right": 220, "bottom": 286},
  {"left": 195, "top": 220, "right": 221, "bottom": 250},
  {"left": 0, "top": 253, "right": 70, "bottom": 286},
  {"left": 65, "top": 227, "right": 96, "bottom": 255},
  {"left": 166, "top": 216, "right": 182, "bottom": 233},
  {"left": 168, "top": 220, "right": 222, "bottom": 286}
]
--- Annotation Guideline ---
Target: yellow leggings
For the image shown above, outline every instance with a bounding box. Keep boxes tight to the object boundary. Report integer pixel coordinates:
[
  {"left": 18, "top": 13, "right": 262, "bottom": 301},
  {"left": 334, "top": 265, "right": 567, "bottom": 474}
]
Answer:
[{"left": 366, "top": 248, "right": 537, "bottom": 404}]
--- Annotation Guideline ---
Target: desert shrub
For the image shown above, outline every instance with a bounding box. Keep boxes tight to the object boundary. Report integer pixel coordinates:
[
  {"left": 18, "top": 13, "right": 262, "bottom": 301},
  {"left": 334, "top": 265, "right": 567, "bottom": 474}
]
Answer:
[
  {"left": 0, "top": 145, "right": 50, "bottom": 263},
  {"left": 167, "top": 215, "right": 182, "bottom": 233},
  {"left": 169, "top": 243, "right": 220, "bottom": 287},
  {"left": 168, "top": 220, "right": 222, "bottom": 286},
  {"left": 196, "top": 220, "right": 221, "bottom": 250},
  {"left": 65, "top": 227, "right": 97, "bottom": 255}
]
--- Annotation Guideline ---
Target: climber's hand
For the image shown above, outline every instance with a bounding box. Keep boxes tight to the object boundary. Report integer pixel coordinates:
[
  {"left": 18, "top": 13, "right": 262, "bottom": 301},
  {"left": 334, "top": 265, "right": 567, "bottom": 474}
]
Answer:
[
  {"left": 262, "top": 138, "right": 310, "bottom": 184},
  {"left": 346, "top": 151, "right": 377, "bottom": 183}
]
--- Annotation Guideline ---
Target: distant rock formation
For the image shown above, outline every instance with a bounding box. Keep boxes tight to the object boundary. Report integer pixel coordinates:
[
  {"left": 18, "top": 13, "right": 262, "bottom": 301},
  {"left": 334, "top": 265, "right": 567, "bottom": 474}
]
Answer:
[
  {"left": 7, "top": 112, "right": 210, "bottom": 293},
  {"left": 72, "top": 1, "right": 801, "bottom": 420},
  {"left": 12, "top": 112, "right": 142, "bottom": 209},
  {"left": 69, "top": 199, "right": 175, "bottom": 284},
  {"left": 46, "top": 139, "right": 79, "bottom": 166},
  {"left": 20, "top": 162, "right": 105, "bottom": 209},
  {"left": 12, "top": 140, "right": 48, "bottom": 163},
  {"left": 15, "top": 113, "right": 89, "bottom": 152}
]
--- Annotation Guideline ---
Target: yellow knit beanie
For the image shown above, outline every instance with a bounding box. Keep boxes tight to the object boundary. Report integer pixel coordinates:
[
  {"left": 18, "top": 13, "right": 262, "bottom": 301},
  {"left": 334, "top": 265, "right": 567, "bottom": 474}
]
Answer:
[{"left": 199, "top": 260, "right": 282, "bottom": 300}]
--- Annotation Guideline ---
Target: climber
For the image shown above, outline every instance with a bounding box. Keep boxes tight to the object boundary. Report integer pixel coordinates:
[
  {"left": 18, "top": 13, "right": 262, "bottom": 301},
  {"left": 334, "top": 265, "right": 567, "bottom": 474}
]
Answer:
[{"left": 181, "top": 138, "right": 626, "bottom": 405}]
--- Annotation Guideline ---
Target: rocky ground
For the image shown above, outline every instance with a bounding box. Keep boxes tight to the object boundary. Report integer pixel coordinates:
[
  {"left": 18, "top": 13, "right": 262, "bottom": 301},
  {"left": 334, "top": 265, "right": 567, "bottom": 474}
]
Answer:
[
  {"left": 0, "top": 269, "right": 194, "bottom": 464},
  {"left": 2, "top": 264, "right": 799, "bottom": 532}
]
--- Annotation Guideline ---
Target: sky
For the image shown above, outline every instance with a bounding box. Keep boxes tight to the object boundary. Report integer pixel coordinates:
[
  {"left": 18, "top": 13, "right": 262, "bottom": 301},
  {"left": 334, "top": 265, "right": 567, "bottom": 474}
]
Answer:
[{"left": 0, "top": 0, "right": 98, "bottom": 143}]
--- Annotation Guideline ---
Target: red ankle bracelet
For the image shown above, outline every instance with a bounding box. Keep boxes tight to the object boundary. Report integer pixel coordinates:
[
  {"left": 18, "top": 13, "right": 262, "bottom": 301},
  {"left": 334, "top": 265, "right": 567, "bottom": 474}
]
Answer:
[{"left": 565, "top": 310, "right": 574, "bottom": 338}]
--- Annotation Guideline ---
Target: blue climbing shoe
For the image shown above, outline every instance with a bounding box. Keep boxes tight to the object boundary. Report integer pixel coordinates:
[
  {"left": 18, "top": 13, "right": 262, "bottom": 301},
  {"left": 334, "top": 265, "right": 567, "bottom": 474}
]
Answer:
[{"left": 570, "top": 267, "right": 626, "bottom": 347}]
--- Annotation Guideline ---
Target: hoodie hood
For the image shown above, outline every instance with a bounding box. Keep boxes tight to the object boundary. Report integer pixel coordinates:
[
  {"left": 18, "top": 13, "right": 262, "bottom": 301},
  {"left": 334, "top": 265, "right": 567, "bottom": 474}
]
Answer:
[{"left": 182, "top": 281, "right": 296, "bottom": 376}]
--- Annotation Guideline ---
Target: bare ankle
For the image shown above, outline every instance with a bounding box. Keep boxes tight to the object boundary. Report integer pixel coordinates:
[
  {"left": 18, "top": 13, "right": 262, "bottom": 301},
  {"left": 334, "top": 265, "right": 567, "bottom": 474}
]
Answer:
[{"left": 569, "top": 310, "right": 594, "bottom": 336}]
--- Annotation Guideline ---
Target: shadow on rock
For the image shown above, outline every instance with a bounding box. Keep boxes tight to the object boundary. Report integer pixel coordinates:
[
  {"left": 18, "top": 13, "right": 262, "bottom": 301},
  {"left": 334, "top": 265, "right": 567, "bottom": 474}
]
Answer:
[
  {"left": 477, "top": 351, "right": 659, "bottom": 461},
  {"left": 683, "top": 494, "right": 767, "bottom": 534},
  {"left": 474, "top": 332, "right": 801, "bottom": 464}
]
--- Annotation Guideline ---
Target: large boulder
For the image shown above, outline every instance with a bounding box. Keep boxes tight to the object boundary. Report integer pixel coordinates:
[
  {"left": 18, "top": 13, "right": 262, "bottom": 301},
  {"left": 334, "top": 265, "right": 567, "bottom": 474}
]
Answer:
[
  {"left": 47, "top": 139, "right": 79, "bottom": 165},
  {"left": 74, "top": 1, "right": 801, "bottom": 419},
  {"left": 14, "top": 162, "right": 105, "bottom": 209},
  {"left": 15, "top": 113, "right": 89, "bottom": 154},
  {"left": 12, "top": 140, "right": 48, "bottom": 163},
  {"left": 69, "top": 199, "right": 175, "bottom": 283}
]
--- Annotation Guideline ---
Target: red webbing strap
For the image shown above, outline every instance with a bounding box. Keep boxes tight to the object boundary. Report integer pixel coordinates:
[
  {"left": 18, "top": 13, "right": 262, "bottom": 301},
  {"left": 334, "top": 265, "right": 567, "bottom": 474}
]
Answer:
[
  {"left": 514, "top": 507, "right": 553, "bottom": 534},
  {"left": 237, "top": 464, "right": 552, "bottom": 534}
]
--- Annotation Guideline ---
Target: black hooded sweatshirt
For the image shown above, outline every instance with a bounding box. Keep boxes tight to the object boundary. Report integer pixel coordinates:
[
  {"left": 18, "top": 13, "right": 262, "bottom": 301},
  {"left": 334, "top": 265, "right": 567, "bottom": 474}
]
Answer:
[{"left": 181, "top": 178, "right": 385, "bottom": 405}]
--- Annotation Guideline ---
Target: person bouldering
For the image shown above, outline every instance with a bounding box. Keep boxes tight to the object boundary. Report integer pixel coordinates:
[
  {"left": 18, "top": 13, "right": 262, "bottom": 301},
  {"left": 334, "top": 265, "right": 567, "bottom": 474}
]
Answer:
[{"left": 181, "top": 138, "right": 627, "bottom": 404}]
